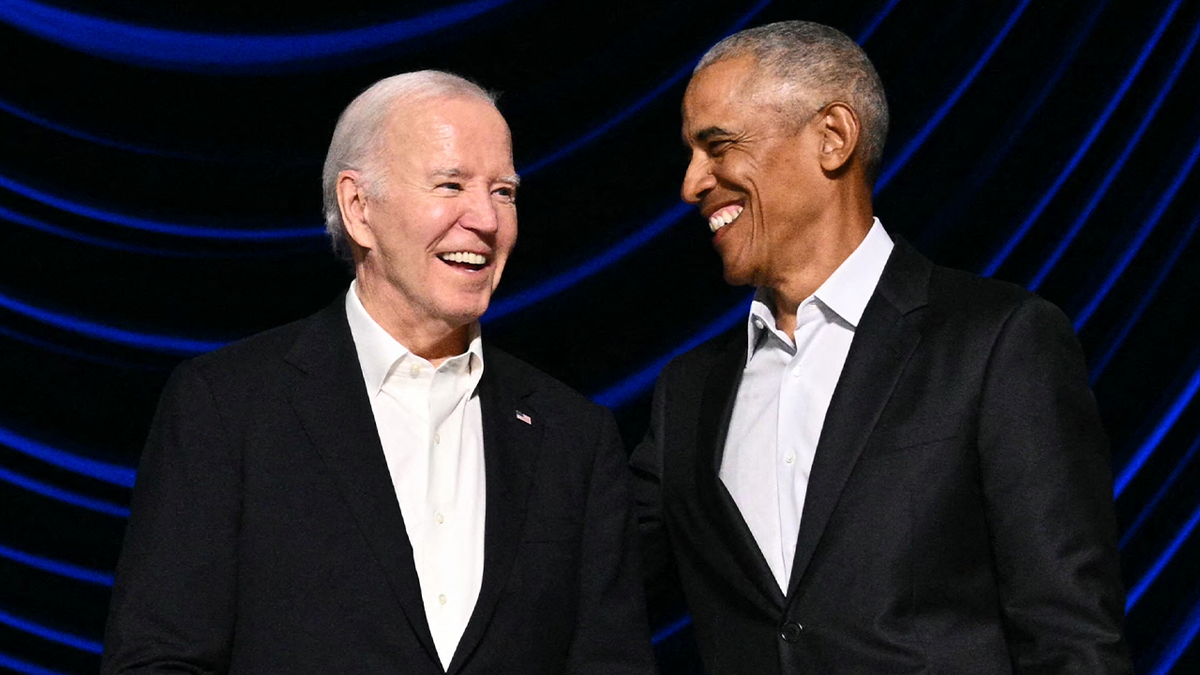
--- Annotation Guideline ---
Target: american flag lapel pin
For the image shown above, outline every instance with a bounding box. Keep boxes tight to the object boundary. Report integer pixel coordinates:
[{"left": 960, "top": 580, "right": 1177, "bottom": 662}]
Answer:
[{"left": 515, "top": 410, "right": 532, "bottom": 425}]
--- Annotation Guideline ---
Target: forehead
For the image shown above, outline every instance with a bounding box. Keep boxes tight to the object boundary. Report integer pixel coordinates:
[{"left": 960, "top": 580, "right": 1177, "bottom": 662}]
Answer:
[
  {"left": 383, "top": 96, "right": 513, "bottom": 169},
  {"left": 683, "top": 57, "right": 782, "bottom": 136}
]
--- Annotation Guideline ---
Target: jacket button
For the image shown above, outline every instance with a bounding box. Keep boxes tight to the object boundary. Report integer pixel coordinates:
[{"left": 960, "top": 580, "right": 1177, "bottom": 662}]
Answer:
[{"left": 780, "top": 621, "right": 804, "bottom": 642}]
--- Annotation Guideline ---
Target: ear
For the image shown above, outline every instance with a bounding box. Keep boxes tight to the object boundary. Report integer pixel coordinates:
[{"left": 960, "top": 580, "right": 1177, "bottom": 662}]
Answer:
[
  {"left": 336, "top": 170, "right": 376, "bottom": 251},
  {"left": 816, "top": 102, "right": 860, "bottom": 173}
]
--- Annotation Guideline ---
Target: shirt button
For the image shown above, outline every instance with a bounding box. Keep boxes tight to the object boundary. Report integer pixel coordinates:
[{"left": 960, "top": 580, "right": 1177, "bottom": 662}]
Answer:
[
  {"left": 785, "top": 454, "right": 795, "bottom": 465},
  {"left": 435, "top": 512, "right": 444, "bottom": 524},
  {"left": 754, "top": 318, "right": 765, "bottom": 329},
  {"left": 410, "top": 364, "right": 421, "bottom": 377},
  {"left": 438, "top": 594, "right": 447, "bottom": 606},
  {"left": 434, "top": 433, "right": 441, "bottom": 444},
  {"left": 780, "top": 621, "right": 804, "bottom": 642},
  {"left": 792, "top": 367, "right": 802, "bottom": 378}
]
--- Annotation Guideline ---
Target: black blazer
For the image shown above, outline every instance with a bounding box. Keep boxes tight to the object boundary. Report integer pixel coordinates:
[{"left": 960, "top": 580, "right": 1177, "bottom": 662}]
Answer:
[
  {"left": 631, "top": 238, "right": 1131, "bottom": 674},
  {"left": 102, "top": 300, "right": 656, "bottom": 675}
]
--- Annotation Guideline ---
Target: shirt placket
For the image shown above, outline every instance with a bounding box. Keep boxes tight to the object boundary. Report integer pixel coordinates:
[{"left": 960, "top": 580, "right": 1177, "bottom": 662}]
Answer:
[
  {"left": 425, "top": 357, "right": 469, "bottom": 630},
  {"left": 776, "top": 302, "right": 824, "bottom": 583}
]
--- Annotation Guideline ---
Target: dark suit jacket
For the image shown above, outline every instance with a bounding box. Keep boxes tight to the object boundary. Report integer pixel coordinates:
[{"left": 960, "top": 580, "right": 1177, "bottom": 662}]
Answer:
[
  {"left": 102, "top": 300, "right": 656, "bottom": 675},
  {"left": 631, "top": 238, "right": 1131, "bottom": 674}
]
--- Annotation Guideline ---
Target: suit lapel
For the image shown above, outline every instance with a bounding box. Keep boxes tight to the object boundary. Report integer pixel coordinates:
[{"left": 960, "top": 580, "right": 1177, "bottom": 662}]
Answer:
[
  {"left": 695, "top": 328, "right": 788, "bottom": 611},
  {"left": 282, "top": 301, "right": 440, "bottom": 665},
  {"left": 786, "top": 239, "right": 930, "bottom": 599},
  {"left": 447, "top": 348, "right": 542, "bottom": 674}
]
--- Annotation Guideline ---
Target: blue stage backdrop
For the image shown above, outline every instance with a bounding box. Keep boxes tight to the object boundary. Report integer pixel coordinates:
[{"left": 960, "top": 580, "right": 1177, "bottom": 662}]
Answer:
[{"left": 2, "top": 0, "right": 1200, "bottom": 673}]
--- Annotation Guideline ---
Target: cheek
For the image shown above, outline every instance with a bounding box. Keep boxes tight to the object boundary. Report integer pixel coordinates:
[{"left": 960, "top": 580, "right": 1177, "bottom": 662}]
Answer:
[{"left": 498, "top": 211, "right": 519, "bottom": 250}]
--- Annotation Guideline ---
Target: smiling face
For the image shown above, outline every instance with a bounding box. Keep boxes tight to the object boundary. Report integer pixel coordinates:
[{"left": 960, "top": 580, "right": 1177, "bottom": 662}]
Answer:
[
  {"left": 349, "top": 96, "right": 518, "bottom": 334},
  {"left": 681, "top": 56, "right": 831, "bottom": 288}
]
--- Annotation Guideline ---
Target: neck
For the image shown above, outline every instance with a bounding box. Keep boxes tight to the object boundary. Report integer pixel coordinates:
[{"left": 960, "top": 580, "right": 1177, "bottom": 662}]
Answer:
[
  {"left": 769, "top": 190, "right": 874, "bottom": 338},
  {"left": 354, "top": 277, "right": 470, "bottom": 367}
]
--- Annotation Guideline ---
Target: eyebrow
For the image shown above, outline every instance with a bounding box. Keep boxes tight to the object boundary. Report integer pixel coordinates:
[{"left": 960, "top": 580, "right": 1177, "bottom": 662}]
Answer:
[
  {"left": 431, "top": 168, "right": 520, "bottom": 188},
  {"left": 695, "top": 126, "right": 736, "bottom": 142}
]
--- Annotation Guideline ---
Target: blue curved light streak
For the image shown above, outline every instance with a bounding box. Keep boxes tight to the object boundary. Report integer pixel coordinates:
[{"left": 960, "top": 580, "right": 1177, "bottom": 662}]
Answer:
[
  {"left": 1072, "top": 124, "right": 1200, "bottom": 330},
  {"left": 981, "top": 0, "right": 1185, "bottom": 277},
  {"left": 1147, "top": 596, "right": 1200, "bottom": 675},
  {"left": 0, "top": 651, "right": 67, "bottom": 675},
  {"left": 0, "top": 542, "right": 114, "bottom": 586},
  {"left": 591, "top": 294, "right": 752, "bottom": 408},
  {"left": 521, "top": 0, "right": 898, "bottom": 177},
  {"left": 1126, "top": 497, "right": 1200, "bottom": 611},
  {"left": 0, "top": 465, "right": 130, "bottom": 517},
  {"left": 652, "top": 614, "right": 693, "bottom": 645},
  {"left": 1028, "top": 12, "right": 1200, "bottom": 291},
  {"left": 519, "top": 0, "right": 774, "bottom": 177},
  {"left": 0, "top": 0, "right": 514, "bottom": 74},
  {"left": 0, "top": 606, "right": 102, "bottom": 654},
  {"left": 856, "top": 0, "right": 904, "bottom": 44},
  {"left": 0, "top": 202, "right": 238, "bottom": 258},
  {"left": 0, "top": 317, "right": 164, "bottom": 372},
  {"left": 484, "top": 203, "right": 691, "bottom": 321},
  {"left": 0, "top": 287, "right": 228, "bottom": 355},
  {"left": 0, "top": 173, "right": 323, "bottom": 241},
  {"left": 1120, "top": 434, "right": 1200, "bottom": 549},
  {"left": 874, "top": 0, "right": 1034, "bottom": 193},
  {"left": 1113, "top": 354, "right": 1200, "bottom": 497},
  {"left": 0, "top": 425, "right": 136, "bottom": 488},
  {"left": 1090, "top": 209, "right": 1200, "bottom": 382},
  {"left": 915, "top": 0, "right": 1109, "bottom": 250},
  {"left": 0, "top": 94, "right": 207, "bottom": 160}
]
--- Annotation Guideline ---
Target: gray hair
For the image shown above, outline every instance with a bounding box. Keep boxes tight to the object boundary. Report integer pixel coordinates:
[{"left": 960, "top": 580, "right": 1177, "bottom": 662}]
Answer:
[
  {"left": 695, "top": 21, "right": 889, "bottom": 183},
  {"left": 321, "top": 70, "right": 498, "bottom": 262}
]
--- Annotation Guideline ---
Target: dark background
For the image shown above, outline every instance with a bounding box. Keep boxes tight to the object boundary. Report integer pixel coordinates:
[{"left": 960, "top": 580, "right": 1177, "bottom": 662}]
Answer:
[{"left": 2, "top": 0, "right": 1199, "bottom": 673}]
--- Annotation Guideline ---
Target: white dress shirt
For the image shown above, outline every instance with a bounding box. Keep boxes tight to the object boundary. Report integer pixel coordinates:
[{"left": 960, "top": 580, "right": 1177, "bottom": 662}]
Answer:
[
  {"left": 719, "top": 219, "right": 894, "bottom": 593},
  {"left": 345, "top": 283, "right": 486, "bottom": 670}
]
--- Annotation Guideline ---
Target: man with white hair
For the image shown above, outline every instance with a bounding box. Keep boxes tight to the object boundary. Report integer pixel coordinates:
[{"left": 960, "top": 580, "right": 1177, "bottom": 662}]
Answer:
[
  {"left": 632, "top": 21, "right": 1131, "bottom": 674},
  {"left": 102, "top": 70, "right": 656, "bottom": 675}
]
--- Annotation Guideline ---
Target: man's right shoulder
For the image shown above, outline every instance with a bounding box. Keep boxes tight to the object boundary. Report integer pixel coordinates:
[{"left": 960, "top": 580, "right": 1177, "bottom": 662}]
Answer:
[
  {"left": 175, "top": 303, "right": 334, "bottom": 392},
  {"left": 655, "top": 325, "right": 742, "bottom": 386}
]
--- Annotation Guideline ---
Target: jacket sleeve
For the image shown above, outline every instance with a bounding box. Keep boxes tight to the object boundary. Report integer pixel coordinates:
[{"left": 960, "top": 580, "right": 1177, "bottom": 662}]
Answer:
[
  {"left": 565, "top": 408, "right": 658, "bottom": 675},
  {"left": 628, "top": 364, "right": 678, "bottom": 607},
  {"left": 976, "top": 296, "right": 1132, "bottom": 674},
  {"left": 101, "top": 360, "right": 240, "bottom": 675}
]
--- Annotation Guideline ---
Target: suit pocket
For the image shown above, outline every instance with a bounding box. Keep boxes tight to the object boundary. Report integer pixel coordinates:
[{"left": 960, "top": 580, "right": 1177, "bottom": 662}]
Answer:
[{"left": 860, "top": 417, "right": 965, "bottom": 459}]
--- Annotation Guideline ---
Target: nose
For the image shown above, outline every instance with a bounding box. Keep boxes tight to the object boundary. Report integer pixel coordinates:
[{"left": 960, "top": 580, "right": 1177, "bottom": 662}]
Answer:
[
  {"left": 681, "top": 152, "right": 715, "bottom": 204},
  {"left": 460, "top": 187, "right": 500, "bottom": 234}
]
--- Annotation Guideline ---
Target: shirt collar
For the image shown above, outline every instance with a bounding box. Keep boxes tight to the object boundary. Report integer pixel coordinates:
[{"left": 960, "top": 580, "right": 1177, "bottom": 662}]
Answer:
[
  {"left": 344, "top": 280, "right": 485, "bottom": 395},
  {"left": 814, "top": 217, "right": 894, "bottom": 327},
  {"left": 745, "top": 218, "right": 894, "bottom": 361}
]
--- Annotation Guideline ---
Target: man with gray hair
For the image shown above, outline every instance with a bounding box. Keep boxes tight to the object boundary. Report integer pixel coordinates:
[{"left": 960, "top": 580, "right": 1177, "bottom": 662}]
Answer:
[
  {"left": 632, "top": 21, "right": 1131, "bottom": 674},
  {"left": 102, "top": 70, "right": 656, "bottom": 675}
]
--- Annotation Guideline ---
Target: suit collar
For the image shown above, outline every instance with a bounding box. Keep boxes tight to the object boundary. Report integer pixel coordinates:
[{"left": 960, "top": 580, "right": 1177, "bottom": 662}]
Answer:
[
  {"left": 785, "top": 236, "right": 931, "bottom": 599},
  {"left": 447, "top": 346, "right": 542, "bottom": 675},
  {"left": 282, "top": 300, "right": 442, "bottom": 664},
  {"left": 695, "top": 327, "right": 789, "bottom": 611}
]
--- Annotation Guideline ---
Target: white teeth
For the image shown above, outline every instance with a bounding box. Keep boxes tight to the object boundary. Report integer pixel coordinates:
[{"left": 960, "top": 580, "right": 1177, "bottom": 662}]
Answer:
[
  {"left": 707, "top": 205, "right": 744, "bottom": 233},
  {"left": 439, "top": 251, "right": 488, "bottom": 265}
]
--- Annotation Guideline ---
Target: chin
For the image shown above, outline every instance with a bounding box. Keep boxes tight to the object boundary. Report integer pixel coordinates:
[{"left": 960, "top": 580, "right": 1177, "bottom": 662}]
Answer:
[
  {"left": 721, "top": 264, "right": 754, "bottom": 288},
  {"left": 435, "top": 297, "right": 491, "bottom": 326}
]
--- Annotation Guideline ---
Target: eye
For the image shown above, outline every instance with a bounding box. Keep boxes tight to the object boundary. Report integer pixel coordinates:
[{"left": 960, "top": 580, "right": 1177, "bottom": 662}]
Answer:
[
  {"left": 708, "top": 139, "right": 732, "bottom": 155},
  {"left": 492, "top": 186, "right": 517, "bottom": 203},
  {"left": 437, "top": 181, "right": 463, "bottom": 191}
]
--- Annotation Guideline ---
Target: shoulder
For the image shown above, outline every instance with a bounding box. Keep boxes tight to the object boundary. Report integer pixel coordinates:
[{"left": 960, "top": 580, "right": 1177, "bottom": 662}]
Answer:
[
  {"left": 485, "top": 345, "right": 610, "bottom": 422},
  {"left": 656, "top": 326, "right": 742, "bottom": 387},
  {"left": 923, "top": 263, "right": 1071, "bottom": 337},
  {"left": 167, "top": 307, "right": 333, "bottom": 405}
]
